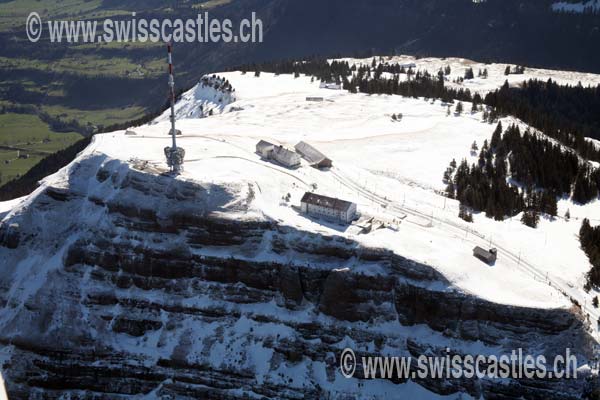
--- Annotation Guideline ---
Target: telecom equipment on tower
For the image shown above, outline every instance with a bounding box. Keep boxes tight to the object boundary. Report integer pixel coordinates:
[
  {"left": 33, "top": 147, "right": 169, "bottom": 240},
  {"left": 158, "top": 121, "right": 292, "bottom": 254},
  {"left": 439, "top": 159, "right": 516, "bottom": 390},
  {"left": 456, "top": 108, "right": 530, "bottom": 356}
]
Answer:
[{"left": 164, "top": 43, "right": 185, "bottom": 173}]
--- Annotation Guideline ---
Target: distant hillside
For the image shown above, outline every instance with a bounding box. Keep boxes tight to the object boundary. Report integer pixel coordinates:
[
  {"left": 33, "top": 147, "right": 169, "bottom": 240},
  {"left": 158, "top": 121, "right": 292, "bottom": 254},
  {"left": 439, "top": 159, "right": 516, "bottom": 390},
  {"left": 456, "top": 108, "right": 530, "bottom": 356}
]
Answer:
[
  {"left": 249, "top": 0, "right": 600, "bottom": 73},
  {"left": 3, "top": 0, "right": 600, "bottom": 117}
]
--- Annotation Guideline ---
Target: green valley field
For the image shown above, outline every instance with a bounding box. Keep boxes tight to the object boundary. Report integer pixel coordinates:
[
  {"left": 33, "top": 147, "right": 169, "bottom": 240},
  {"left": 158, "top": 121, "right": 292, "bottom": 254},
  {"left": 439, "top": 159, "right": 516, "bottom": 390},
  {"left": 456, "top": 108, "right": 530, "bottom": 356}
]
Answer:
[{"left": 0, "top": 0, "right": 249, "bottom": 189}]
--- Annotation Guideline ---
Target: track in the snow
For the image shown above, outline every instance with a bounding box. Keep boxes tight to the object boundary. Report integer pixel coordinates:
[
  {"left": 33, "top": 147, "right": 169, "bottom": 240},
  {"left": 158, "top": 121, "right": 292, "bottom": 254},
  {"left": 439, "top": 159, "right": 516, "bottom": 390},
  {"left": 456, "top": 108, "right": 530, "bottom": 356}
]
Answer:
[{"left": 330, "top": 166, "right": 599, "bottom": 337}]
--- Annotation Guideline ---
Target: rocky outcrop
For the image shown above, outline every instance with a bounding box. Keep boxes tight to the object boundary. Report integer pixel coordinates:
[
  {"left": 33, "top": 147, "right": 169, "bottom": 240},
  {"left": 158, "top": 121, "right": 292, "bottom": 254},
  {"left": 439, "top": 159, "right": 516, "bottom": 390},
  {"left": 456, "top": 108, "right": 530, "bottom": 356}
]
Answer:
[
  {"left": 0, "top": 222, "right": 19, "bottom": 249},
  {"left": 319, "top": 267, "right": 396, "bottom": 322},
  {"left": 0, "top": 156, "right": 595, "bottom": 399}
]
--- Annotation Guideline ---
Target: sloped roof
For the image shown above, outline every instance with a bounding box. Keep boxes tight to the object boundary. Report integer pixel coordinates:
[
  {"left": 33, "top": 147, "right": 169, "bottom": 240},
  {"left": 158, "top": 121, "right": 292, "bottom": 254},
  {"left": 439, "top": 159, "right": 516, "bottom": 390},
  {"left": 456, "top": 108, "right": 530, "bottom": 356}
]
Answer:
[
  {"left": 301, "top": 192, "right": 354, "bottom": 212},
  {"left": 256, "top": 140, "right": 274, "bottom": 150},
  {"left": 273, "top": 145, "right": 300, "bottom": 164},
  {"left": 294, "top": 141, "right": 331, "bottom": 165}
]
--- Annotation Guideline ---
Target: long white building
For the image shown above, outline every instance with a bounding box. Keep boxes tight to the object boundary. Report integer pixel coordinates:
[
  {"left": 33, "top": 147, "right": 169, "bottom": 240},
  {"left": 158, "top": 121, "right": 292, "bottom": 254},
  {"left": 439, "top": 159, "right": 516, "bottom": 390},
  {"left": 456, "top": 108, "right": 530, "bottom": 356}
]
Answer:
[{"left": 300, "top": 192, "right": 357, "bottom": 223}]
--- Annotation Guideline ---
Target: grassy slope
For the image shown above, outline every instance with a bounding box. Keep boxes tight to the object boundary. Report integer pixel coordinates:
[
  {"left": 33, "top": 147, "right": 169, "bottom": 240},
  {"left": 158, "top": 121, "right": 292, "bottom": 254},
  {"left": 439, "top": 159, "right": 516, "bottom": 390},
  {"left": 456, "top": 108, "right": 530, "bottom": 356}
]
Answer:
[
  {"left": 0, "top": 0, "right": 104, "bottom": 30},
  {"left": 40, "top": 105, "right": 146, "bottom": 126},
  {"left": 0, "top": 113, "right": 82, "bottom": 185},
  {"left": 0, "top": 55, "right": 164, "bottom": 78}
]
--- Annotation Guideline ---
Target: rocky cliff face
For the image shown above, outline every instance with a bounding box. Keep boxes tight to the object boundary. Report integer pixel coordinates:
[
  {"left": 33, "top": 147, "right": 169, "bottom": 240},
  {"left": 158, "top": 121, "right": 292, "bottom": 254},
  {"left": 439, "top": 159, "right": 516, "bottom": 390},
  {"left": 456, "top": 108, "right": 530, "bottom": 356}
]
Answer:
[{"left": 0, "top": 155, "right": 595, "bottom": 399}]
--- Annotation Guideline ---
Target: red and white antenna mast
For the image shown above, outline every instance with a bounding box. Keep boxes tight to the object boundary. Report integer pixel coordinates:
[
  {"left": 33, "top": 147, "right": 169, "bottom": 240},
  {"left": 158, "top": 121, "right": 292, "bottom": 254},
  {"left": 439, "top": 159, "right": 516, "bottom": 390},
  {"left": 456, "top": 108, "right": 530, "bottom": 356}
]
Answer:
[{"left": 164, "top": 42, "right": 184, "bottom": 173}]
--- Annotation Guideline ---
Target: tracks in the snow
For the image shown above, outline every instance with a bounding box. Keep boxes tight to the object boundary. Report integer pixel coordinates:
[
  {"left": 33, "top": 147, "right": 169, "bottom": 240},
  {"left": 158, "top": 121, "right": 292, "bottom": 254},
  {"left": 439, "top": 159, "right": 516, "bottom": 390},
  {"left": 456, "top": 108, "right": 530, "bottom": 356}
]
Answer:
[{"left": 330, "top": 166, "right": 598, "bottom": 335}]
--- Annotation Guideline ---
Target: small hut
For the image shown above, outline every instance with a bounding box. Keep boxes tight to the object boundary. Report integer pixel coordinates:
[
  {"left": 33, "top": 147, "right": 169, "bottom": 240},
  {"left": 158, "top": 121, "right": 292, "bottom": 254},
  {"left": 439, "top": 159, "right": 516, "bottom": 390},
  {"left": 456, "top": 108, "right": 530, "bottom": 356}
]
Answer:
[{"left": 473, "top": 246, "right": 497, "bottom": 265}]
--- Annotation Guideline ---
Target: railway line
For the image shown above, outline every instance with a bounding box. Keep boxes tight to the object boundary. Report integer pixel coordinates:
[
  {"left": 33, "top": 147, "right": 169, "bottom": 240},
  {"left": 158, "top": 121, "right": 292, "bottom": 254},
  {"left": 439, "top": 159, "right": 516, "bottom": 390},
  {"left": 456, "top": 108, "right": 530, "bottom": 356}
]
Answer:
[{"left": 331, "top": 166, "right": 600, "bottom": 337}]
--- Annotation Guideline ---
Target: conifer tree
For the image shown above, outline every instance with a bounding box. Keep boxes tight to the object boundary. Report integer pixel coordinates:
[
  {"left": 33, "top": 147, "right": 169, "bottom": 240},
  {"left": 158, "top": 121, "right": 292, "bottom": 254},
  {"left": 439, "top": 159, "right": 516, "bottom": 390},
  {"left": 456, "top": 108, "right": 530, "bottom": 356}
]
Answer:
[
  {"left": 521, "top": 209, "right": 539, "bottom": 228},
  {"left": 490, "top": 122, "right": 503, "bottom": 150},
  {"left": 471, "top": 101, "right": 478, "bottom": 113},
  {"left": 456, "top": 102, "right": 464, "bottom": 115}
]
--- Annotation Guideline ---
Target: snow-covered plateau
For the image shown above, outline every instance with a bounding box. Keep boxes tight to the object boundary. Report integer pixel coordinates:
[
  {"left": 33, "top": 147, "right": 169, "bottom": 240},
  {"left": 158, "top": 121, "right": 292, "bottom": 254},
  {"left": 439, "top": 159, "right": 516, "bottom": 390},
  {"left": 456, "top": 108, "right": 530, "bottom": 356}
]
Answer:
[
  {"left": 552, "top": 0, "right": 600, "bottom": 13},
  {"left": 0, "top": 57, "right": 599, "bottom": 399}
]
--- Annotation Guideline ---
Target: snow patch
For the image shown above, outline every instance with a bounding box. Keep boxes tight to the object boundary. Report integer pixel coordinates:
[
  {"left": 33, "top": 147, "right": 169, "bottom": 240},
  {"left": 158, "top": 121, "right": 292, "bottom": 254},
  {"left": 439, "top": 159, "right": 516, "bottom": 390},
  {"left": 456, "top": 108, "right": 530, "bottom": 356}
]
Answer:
[{"left": 552, "top": 0, "right": 600, "bottom": 13}]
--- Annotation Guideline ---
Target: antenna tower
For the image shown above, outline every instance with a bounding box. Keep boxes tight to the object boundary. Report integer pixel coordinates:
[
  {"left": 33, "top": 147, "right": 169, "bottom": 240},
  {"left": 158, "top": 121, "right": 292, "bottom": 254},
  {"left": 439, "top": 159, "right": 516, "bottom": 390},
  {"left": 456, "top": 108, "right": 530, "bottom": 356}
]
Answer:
[{"left": 164, "top": 43, "right": 185, "bottom": 173}]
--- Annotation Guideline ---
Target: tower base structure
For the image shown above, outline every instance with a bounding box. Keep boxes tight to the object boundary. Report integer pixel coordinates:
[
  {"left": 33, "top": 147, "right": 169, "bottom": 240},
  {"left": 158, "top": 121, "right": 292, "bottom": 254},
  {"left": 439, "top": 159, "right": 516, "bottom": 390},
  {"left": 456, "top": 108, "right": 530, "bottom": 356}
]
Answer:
[{"left": 164, "top": 146, "right": 185, "bottom": 173}]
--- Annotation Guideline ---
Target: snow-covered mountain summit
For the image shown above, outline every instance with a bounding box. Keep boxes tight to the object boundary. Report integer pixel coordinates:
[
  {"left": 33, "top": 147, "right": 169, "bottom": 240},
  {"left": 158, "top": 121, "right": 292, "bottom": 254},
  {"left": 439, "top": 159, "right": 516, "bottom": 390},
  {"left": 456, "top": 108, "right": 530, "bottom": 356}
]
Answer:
[
  {"left": 155, "top": 74, "right": 237, "bottom": 122},
  {"left": 0, "top": 57, "right": 599, "bottom": 398}
]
